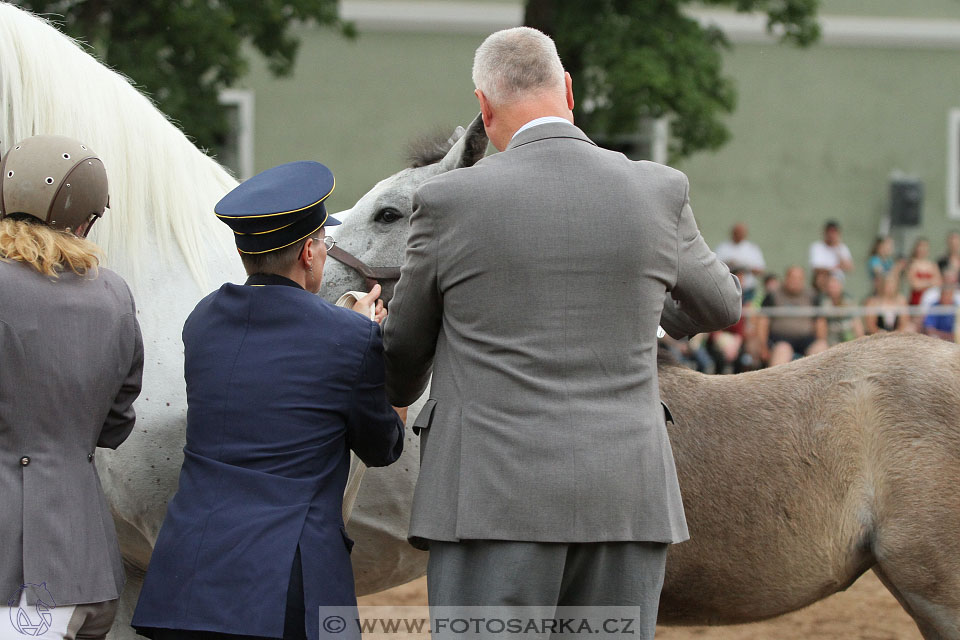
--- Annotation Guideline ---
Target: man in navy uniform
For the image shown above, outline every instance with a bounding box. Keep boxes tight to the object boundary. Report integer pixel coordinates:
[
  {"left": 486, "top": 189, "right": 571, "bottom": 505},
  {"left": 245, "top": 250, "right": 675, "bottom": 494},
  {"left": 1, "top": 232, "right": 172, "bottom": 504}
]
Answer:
[{"left": 132, "top": 161, "right": 404, "bottom": 640}]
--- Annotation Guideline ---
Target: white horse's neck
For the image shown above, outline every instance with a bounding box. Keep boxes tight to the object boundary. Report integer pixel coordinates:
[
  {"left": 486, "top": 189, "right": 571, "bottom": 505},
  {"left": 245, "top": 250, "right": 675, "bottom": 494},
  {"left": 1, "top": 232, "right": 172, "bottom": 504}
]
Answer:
[{"left": 0, "top": 3, "right": 240, "bottom": 291}]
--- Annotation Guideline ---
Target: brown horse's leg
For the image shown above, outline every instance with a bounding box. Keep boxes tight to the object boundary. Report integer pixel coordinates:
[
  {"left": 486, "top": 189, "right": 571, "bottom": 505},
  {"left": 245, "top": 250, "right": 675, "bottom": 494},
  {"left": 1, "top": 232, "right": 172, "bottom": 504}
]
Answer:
[
  {"left": 868, "top": 422, "right": 960, "bottom": 640},
  {"left": 872, "top": 566, "right": 944, "bottom": 640},
  {"left": 872, "top": 543, "right": 960, "bottom": 639}
]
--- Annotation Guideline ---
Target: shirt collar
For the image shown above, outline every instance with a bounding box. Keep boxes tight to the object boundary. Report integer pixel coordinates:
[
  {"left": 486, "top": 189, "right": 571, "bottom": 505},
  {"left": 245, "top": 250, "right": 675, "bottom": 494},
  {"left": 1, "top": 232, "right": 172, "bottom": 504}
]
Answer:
[
  {"left": 244, "top": 273, "right": 303, "bottom": 289},
  {"left": 511, "top": 116, "right": 575, "bottom": 141}
]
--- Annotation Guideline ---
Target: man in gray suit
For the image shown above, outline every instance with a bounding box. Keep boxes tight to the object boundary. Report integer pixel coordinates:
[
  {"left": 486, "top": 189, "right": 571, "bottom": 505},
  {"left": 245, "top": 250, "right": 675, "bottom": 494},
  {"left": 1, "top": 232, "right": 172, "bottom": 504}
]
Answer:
[
  {"left": 0, "top": 135, "right": 143, "bottom": 638},
  {"left": 384, "top": 27, "right": 740, "bottom": 636}
]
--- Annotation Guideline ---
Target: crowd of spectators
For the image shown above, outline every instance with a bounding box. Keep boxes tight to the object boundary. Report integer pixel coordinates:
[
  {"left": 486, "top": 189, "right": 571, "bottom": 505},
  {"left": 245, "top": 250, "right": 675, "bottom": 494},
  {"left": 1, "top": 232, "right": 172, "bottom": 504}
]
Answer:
[{"left": 661, "top": 221, "right": 960, "bottom": 374}]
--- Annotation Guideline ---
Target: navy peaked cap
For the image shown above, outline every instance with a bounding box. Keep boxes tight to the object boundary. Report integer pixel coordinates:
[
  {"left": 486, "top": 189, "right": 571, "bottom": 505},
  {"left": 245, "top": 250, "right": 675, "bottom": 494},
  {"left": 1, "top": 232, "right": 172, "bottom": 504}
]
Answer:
[{"left": 215, "top": 161, "right": 340, "bottom": 254}]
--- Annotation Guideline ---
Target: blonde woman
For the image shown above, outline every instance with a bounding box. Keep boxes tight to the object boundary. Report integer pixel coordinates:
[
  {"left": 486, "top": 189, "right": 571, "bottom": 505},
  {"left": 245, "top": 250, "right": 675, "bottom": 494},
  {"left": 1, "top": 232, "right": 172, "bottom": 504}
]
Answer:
[{"left": 0, "top": 135, "right": 143, "bottom": 640}]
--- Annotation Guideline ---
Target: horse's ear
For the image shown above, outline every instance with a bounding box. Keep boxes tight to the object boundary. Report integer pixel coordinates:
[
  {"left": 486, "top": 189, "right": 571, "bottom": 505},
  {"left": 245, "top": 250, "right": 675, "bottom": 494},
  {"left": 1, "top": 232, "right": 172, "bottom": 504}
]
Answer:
[
  {"left": 438, "top": 113, "right": 487, "bottom": 173},
  {"left": 445, "top": 126, "right": 466, "bottom": 148}
]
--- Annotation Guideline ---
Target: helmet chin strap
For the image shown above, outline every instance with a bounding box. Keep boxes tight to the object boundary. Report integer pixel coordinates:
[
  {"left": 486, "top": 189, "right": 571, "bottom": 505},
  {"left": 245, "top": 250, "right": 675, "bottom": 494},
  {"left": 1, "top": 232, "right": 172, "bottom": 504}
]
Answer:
[
  {"left": 82, "top": 193, "right": 108, "bottom": 237},
  {"left": 78, "top": 213, "right": 100, "bottom": 238}
]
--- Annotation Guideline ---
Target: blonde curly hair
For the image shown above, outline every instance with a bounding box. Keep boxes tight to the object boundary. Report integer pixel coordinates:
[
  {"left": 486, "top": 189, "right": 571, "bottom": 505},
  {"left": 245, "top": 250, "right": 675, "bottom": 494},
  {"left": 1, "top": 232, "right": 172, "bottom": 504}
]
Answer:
[{"left": 0, "top": 217, "right": 101, "bottom": 277}]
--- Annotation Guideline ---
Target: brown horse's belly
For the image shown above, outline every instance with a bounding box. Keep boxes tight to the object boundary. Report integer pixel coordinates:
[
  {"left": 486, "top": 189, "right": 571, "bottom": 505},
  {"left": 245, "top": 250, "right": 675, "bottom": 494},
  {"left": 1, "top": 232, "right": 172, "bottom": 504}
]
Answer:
[
  {"left": 657, "top": 539, "right": 874, "bottom": 625},
  {"left": 655, "top": 367, "right": 876, "bottom": 625}
]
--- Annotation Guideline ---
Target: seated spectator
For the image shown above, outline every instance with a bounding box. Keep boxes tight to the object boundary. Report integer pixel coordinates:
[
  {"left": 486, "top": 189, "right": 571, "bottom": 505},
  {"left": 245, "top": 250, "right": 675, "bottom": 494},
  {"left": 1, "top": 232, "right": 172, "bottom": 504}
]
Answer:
[
  {"left": 812, "top": 269, "right": 832, "bottom": 296},
  {"left": 815, "top": 274, "right": 864, "bottom": 346},
  {"left": 707, "top": 268, "right": 759, "bottom": 373},
  {"left": 917, "top": 268, "right": 960, "bottom": 314},
  {"left": 755, "top": 273, "right": 780, "bottom": 309},
  {"left": 923, "top": 280, "right": 959, "bottom": 341},
  {"left": 715, "top": 222, "right": 766, "bottom": 303},
  {"left": 809, "top": 220, "right": 853, "bottom": 288},
  {"left": 864, "top": 274, "right": 913, "bottom": 334},
  {"left": 757, "top": 265, "right": 827, "bottom": 367},
  {"left": 867, "top": 236, "right": 900, "bottom": 290},
  {"left": 735, "top": 271, "right": 779, "bottom": 369},
  {"left": 659, "top": 333, "right": 715, "bottom": 374},
  {"left": 906, "top": 237, "right": 941, "bottom": 305},
  {"left": 937, "top": 230, "right": 960, "bottom": 275}
]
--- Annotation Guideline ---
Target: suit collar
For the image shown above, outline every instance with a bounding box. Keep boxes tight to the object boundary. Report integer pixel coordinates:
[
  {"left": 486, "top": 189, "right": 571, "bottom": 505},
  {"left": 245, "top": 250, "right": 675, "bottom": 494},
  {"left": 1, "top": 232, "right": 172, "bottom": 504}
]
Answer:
[{"left": 505, "top": 121, "right": 596, "bottom": 151}]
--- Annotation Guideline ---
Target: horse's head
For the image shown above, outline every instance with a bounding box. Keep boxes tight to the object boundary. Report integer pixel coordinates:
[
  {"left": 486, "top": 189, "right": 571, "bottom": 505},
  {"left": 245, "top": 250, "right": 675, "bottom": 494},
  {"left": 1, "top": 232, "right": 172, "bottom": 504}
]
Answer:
[{"left": 320, "top": 114, "right": 487, "bottom": 305}]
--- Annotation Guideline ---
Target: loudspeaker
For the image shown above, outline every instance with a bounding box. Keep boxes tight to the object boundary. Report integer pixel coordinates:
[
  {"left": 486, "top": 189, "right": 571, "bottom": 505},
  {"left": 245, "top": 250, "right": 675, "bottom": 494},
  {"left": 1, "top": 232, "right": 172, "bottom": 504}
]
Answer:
[{"left": 890, "top": 178, "right": 923, "bottom": 227}]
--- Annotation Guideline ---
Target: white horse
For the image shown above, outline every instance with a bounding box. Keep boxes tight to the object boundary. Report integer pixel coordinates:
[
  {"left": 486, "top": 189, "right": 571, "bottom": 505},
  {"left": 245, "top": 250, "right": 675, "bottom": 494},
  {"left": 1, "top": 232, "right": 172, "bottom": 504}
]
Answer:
[{"left": 0, "top": 5, "right": 425, "bottom": 638}]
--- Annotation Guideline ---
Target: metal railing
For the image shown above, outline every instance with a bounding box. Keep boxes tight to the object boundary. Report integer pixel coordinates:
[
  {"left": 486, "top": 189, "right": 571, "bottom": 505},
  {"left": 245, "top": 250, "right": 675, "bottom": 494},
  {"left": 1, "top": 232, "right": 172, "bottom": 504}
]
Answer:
[{"left": 740, "top": 304, "right": 959, "bottom": 319}]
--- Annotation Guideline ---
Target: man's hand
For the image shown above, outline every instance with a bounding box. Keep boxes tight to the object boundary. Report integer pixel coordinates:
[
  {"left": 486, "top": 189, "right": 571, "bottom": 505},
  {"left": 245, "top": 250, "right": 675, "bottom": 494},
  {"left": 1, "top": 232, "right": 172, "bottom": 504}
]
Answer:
[{"left": 353, "top": 284, "right": 388, "bottom": 324}]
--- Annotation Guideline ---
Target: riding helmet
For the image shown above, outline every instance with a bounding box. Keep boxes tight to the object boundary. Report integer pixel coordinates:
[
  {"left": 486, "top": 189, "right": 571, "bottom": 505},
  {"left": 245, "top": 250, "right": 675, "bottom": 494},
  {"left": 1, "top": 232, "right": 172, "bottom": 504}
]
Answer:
[{"left": 0, "top": 134, "right": 108, "bottom": 237}]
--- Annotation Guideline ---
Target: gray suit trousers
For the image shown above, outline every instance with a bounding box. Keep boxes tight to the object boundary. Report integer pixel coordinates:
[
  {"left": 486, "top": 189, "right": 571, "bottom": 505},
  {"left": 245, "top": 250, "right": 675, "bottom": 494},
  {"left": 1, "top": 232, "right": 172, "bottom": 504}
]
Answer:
[{"left": 427, "top": 540, "right": 668, "bottom": 639}]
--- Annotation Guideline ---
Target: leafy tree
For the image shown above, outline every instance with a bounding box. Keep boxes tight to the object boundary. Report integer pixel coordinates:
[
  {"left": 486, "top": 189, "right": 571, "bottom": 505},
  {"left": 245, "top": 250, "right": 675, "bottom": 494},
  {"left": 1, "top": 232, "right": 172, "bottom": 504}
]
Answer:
[
  {"left": 14, "top": 0, "right": 816, "bottom": 160},
  {"left": 525, "top": 0, "right": 820, "bottom": 160},
  {"left": 13, "top": 0, "right": 351, "bottom": 151}
]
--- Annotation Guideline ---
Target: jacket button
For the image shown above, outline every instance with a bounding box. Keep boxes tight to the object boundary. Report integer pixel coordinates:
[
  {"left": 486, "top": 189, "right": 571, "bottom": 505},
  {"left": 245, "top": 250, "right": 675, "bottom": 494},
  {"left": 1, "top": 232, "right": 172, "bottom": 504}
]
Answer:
[
  {"left": 87, "top": 453, "right": 94, "bottom": 462},
  {"left": 20, "top": 457, "right": 29, "bottom": 466}
]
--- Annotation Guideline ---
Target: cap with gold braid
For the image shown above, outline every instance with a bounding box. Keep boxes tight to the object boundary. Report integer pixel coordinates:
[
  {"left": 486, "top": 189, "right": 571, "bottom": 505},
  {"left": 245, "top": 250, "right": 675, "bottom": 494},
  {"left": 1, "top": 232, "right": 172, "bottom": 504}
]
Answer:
[{"left": 215, "top": 161, "right": 340, "bottom": 254}]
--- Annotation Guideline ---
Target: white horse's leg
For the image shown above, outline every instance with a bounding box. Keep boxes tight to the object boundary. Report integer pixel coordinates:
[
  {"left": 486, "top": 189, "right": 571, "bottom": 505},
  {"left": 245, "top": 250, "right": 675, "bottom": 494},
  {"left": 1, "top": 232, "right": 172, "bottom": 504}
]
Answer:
[
  {"left": 347, "top": 391, "right": 429, "bottom": 595},
  {"left": 343, "top": 455, "right": 368, "bottom": 523}
]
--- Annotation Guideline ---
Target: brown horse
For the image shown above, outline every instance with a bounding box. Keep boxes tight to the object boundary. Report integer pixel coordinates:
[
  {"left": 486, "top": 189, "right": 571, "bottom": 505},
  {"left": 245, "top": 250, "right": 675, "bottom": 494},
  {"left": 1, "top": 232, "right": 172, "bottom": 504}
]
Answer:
[
  {"left": 658, "top": 332, "right": 960, "bottom": 639},
  {"left": 322, "top": 120, "right": 960, "bottom": 639}
]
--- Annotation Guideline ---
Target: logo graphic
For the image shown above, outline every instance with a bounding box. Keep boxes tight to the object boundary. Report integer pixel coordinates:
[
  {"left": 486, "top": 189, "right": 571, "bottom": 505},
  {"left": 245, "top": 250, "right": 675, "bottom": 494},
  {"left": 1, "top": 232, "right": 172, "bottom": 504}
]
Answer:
[
  {"left": 322, "top": 615, "right": 347, "bottom": 633},
  {"left": 7, "top": 583, "right": 56, "bottom": 636}
]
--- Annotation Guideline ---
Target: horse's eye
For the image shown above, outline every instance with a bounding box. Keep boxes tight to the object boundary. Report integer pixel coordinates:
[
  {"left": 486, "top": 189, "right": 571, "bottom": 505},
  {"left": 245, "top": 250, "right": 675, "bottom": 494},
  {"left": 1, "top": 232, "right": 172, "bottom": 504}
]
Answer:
[{"left": 375, "top": 208, "right": 403, "bottom": 224}]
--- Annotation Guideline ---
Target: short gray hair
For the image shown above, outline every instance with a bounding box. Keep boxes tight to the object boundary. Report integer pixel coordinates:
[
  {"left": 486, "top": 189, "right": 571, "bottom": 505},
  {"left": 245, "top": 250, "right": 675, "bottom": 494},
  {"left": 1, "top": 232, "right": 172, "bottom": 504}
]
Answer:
[
  {"left": 472, "top": 27, "right": 565, "bottom": 105},
  {"left": 240, "top": 232, "right": 321, "bottom": 276}
]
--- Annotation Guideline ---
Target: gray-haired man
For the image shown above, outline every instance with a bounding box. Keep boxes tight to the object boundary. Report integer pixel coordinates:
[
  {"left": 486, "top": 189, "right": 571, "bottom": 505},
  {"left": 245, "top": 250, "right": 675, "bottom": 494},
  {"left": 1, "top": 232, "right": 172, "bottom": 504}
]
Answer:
[{"left": 384, "top": 27, "right": 741, "bottom": 637}]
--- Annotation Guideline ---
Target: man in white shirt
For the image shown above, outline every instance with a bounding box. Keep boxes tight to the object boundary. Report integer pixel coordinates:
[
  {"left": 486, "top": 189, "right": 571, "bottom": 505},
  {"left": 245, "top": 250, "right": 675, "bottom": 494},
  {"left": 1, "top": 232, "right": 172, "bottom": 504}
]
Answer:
[
  {"left": 809, "top": 220, "right": 853, "bottom": 287},
  {"left": 715, "top": 222, "right": 765, "bottom": 301}
]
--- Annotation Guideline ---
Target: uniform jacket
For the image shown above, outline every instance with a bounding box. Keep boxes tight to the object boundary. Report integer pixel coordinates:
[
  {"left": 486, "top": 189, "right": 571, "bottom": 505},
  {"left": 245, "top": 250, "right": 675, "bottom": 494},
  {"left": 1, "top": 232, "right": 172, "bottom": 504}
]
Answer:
[
  {"left": 0, "top": 260, "right": 143, "bottom": 606},
  {"left": 383, "top": 122, "right": 741, "bottom": 549},
  {"left": 132, "top": 276, "right": 404, "bottom": 639}
]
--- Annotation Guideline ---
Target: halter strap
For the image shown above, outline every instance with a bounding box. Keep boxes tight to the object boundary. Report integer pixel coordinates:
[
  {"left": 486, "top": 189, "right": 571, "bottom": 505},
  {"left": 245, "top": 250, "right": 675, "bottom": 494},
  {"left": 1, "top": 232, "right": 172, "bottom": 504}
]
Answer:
[{"left": 326, "top": 245, "right": 402, "bottom": 292}]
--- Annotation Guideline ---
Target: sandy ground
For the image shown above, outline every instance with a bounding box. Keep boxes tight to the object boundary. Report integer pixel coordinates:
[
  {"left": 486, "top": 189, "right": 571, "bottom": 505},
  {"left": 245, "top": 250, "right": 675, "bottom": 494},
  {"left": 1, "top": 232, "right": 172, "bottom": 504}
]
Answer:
[{"left": 358, "top": 571, "right": 922, "bottom": 639}]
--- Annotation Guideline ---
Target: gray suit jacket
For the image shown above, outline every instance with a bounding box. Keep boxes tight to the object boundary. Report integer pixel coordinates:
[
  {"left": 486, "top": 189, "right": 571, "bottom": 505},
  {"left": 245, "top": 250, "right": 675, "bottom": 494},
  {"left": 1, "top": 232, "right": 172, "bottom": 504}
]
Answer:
[
  {"left": 384, "top": 123, "right": 740, "bottom": 549},
  {"left": 0, "top": 260, "right": 143, "bottom": 606}
]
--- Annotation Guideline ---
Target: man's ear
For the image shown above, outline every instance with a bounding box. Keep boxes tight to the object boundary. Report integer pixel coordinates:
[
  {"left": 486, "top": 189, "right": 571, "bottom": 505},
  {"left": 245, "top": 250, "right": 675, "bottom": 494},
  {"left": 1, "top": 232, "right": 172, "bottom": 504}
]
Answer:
[
  {"left": 564, "top": 72, "right": 574, "bottom": 111},
  {"left": 476, "top": 89, "right": 494, "bottom": 129},
  {"left": 300, "top": 237, "right": 317, "bottom": 269}
]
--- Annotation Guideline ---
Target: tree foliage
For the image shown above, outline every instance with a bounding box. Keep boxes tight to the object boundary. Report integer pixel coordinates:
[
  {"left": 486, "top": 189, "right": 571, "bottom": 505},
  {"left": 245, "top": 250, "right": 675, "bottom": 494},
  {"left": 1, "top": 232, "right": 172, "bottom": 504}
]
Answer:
[
  {"left": 13, "top": 0, "right": 350, "bottom": 150},
  {"left": 525, "top": 0, "right": 820, "bottom": 160},
  {"left": 12, "top": 0, "right": 817, "bottom": 161}
]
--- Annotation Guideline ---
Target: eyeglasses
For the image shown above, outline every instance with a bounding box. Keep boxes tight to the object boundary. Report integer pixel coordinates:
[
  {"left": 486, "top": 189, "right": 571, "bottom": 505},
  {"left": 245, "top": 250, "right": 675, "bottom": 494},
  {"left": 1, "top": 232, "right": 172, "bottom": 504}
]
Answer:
[{"left": 298, "top": 235, "right": 336, "bottom": 261}]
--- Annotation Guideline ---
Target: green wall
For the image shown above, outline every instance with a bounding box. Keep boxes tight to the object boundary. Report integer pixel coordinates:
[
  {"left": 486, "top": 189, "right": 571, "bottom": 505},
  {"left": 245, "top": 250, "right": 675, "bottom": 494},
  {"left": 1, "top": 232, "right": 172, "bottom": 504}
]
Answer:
[
  {"left": 818, "top": 0, "right": 960, "bottom": 19},
  {"left": 238, "top": 8, "right": 960, "bottom": 299},
  {"left": 677, "top": 42, "right": 960, "bottom": 297},
  {"left": 241, "top": 28, "right": 482, "bottom": 214}
]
